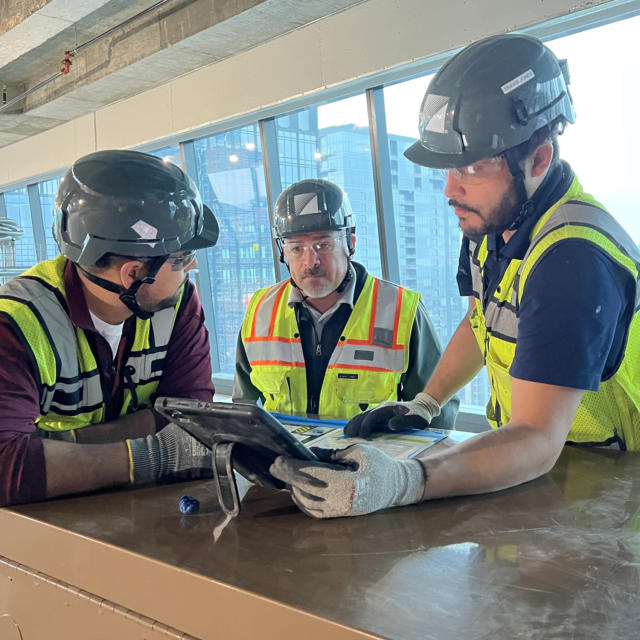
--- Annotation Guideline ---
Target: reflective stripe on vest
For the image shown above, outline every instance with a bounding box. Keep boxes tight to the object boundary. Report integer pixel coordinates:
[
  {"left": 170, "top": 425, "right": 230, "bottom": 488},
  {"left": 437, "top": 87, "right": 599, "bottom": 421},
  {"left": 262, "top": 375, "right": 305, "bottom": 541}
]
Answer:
[
  {"left": 241, "top": 275, "right": 420, "bottom": 418},
  {"left": 0, "top": 256, "right": 181, "bottom": 431},
  {"left": 468, "top": 176, "right": 640, "bottom": 449}
]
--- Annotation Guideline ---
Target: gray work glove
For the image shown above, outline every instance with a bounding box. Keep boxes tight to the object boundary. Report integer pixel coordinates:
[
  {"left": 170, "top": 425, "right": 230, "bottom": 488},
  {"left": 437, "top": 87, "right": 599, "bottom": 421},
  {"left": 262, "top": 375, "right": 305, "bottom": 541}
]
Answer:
[
  {"left": 127, "top": 423, "right": 212, "bottom": 484},
  {"left": 269, "top": 444, "right": 425, "bottom": 519},
  {"left": 344, "top": 391, "right": 441, "bottom": 438}
]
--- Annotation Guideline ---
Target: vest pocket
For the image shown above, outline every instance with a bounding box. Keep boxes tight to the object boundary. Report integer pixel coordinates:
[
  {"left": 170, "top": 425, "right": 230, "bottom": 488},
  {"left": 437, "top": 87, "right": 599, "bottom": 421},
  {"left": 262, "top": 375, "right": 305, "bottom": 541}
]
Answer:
[
  {"left": 333, "top": 370, "right": 396, "bottom": 405},
  {"left": 485, "top": 352, "right": 512, "bottom": 428},
  {"left": 250, "top": 367, "right": 289, "bottom": 396}
]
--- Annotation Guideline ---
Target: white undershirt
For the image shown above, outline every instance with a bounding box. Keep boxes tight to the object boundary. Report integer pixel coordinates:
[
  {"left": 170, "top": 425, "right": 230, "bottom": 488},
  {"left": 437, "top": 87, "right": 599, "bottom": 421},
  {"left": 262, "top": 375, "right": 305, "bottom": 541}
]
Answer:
[{"left": 89, "top": 310, "right": 124, "bottom": 359}]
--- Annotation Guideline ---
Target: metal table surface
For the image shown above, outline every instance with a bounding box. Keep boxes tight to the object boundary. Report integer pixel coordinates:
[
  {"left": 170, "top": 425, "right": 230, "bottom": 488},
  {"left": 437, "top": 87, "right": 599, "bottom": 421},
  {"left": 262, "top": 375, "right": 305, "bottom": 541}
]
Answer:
[{"left": 1, "top": 439, "right": 640, "bottom": 639}]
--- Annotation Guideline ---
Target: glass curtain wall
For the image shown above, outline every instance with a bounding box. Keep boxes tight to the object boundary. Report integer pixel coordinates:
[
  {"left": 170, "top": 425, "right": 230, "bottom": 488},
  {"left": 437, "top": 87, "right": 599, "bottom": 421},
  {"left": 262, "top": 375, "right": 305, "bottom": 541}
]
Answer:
[
  {"left": 2, "top": 187, "right": 35, "bottom": 282},
  {"left": 274, "top": 94, "right": 382, "bottom": 277},
  {"left": 38, "top": 178, "right": 62, "bottom": 260},
  {"left": 1, "top": 13, "right": 639, "bottom": 413},
  {"left": 383, "top": 76, "right": 490, "bottom": 408},
  {"left": 191, "top": 125, "right": 274, "bottom": 373}
]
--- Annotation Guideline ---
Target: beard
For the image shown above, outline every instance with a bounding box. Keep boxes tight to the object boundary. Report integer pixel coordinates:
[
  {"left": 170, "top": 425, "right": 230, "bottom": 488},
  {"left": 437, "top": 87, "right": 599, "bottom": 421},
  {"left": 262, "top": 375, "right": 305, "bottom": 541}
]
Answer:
[
  {"left": 296, "top": 269, "right": 336, "bottom": 298},
  {"left": 138, "top": 278, "right": 186, "bottom": 313},
  {"left": 293, "top": 263, "right": 349, "bottom": 299},
  {"left": 450, "top": 183, "right": 520, "bottom": 243}
]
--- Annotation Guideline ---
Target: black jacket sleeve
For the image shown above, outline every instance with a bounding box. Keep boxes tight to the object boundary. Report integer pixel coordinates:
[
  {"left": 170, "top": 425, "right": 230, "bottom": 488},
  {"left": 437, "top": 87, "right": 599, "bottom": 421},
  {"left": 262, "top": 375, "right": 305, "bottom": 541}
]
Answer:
[{"left": 232, "top": 330, "right": 265, "bottom": 405}]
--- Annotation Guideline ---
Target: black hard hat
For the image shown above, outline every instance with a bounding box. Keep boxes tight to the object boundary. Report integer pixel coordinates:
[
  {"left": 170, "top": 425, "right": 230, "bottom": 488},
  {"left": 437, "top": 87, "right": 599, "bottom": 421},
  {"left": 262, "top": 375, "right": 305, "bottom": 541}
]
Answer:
[
  {"left": 273, "top": 178, "right": 354, "bottom": 239},
  {"left": 54, "top": 149, "right": 219, "bottom": 266},
  {"left": 405, "top": 33, "right": 576, "bottom": 168}
]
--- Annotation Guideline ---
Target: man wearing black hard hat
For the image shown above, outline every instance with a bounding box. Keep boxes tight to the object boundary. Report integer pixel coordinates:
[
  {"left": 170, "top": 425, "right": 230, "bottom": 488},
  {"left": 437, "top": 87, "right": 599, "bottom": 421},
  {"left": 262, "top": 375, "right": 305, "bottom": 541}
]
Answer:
[
  {"left": 0, "top": 150, "right": 220, "bottom": 506},
  {"left": 271, "top": 34, "right": 640, "bottom": 519},
  {"left": 234, "top": 178, "right": 457, "bottom": 427}
]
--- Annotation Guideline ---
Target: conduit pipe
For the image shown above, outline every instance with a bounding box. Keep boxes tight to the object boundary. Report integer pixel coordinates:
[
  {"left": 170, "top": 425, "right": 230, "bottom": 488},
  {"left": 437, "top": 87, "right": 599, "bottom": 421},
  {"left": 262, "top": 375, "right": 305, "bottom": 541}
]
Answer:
[{"left": 0, "top": 0, "right": 176, "bottom": 114}]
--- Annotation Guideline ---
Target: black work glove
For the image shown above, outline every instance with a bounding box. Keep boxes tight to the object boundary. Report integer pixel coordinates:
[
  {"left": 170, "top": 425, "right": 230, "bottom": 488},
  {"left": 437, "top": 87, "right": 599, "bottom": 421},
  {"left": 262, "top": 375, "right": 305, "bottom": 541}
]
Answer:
[{"left": 344, "top": 392, "right": 441, "bottom": 438}]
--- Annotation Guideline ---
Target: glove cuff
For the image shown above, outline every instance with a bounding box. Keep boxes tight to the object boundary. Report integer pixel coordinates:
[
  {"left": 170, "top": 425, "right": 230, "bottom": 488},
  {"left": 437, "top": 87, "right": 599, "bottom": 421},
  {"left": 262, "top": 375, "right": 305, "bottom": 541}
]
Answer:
[
  {"left": 127, "top": 435, "right": 161, "bottom": 484},
  {"left": 393, "top": 458, "right": 426, "bottom": 507},
  {"left": 413, "top": 391, "right": 441, "bottom": 418}
]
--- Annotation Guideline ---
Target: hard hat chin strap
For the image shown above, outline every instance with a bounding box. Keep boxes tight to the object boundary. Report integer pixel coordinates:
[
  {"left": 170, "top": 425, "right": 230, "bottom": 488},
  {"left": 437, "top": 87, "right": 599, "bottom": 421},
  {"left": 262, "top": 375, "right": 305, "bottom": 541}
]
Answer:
[
  {"left": 76, "top": 256, "right": 167, "bottom": 320},
  {"left": 503, "top": 149, "right": 564, "bottom": 233},
  {"left": 503, "top": 149, "right": 534, "bottom": 232}
]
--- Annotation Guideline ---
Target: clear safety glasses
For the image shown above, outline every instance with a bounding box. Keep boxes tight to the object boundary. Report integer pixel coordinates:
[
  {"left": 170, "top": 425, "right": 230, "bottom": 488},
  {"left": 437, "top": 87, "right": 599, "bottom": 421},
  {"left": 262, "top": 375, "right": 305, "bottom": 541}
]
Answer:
[
  {"left": 447, "top": 155, "right": 506, "bottom": 184},
  {"left": 282, "top": 234, "right": 347, "bottom": 259},
  {"left": 111, "top": 250, "right": 197, "bottom": 271},
  {"left": 164, "top": 250, "right": 197, "bottom": 271}
]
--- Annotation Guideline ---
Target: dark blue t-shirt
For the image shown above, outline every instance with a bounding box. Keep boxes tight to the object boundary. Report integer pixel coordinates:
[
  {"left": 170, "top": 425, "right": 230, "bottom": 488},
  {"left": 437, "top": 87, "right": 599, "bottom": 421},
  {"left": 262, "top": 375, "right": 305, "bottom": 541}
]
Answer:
[{"left": 457, "top": 235, "right": 635, "bottom": 391}]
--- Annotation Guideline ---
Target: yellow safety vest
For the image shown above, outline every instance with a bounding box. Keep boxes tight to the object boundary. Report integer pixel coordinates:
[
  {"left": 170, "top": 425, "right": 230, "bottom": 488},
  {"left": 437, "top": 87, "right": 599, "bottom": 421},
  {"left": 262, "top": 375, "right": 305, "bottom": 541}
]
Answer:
[
  {"left": 468, "top": 176, "right": 640, "bottom": 450},
  {"left": 241, "top": 275, "right": 420, "bottom": 418},
  {"left": 0, "top": 256, "right": 183, "bottom": 432}
]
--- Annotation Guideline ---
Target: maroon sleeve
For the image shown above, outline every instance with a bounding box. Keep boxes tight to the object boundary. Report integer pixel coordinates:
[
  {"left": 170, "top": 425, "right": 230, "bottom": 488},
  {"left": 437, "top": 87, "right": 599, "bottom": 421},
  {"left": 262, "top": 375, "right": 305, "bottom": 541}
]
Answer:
[
  {"left": 153, "top": 281, "right": 215, "bottom": 424},
  {"left": 0, "top": 316, "right": 47, "bottom": 506}
]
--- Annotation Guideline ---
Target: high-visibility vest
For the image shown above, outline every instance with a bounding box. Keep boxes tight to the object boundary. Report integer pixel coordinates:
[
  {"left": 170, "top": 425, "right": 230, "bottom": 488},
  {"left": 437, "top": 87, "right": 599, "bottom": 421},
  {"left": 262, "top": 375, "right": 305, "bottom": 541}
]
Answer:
[
  {"left": 468, "top": 176, "right": 640, "bottom": 450},
  {"left": 241, "top": 275, "right": 420, "bottom": 418},
  {"left": 0, "top": 256, "right": 183, "bottom": 432}
]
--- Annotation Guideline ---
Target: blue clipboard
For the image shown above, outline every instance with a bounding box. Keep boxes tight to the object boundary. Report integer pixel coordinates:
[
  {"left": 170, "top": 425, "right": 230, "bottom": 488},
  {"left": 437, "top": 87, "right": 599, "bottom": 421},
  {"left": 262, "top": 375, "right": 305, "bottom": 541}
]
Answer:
[{"left": 270, "top": 413, "right": 348, "bottom": 428}]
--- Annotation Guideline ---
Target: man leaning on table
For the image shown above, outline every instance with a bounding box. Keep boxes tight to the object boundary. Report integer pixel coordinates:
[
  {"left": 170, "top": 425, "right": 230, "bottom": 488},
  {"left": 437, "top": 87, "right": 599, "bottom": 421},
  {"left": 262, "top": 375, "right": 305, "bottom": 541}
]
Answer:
[
  {"left": 270, "top": 33, "right": 640, "bottom": 518},
  {"left": 0, "top": 150, "right": 219, "bottom": 507}
]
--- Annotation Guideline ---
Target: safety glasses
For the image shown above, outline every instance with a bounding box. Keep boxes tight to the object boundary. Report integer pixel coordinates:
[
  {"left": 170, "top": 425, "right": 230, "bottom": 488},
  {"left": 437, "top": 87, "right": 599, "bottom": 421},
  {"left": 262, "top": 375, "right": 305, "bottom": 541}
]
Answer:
[
  {"left": 282, "top": 234, "right": 347, "bottom": 259},
  {"left": 447, "top": 155, "right": 506, "bottom": 184},
  {"left": 111, "top": 250, "right": 197, "bottom": 271},
  {"left": 164, "top": 250, "right": 197, "bottom": 271}
]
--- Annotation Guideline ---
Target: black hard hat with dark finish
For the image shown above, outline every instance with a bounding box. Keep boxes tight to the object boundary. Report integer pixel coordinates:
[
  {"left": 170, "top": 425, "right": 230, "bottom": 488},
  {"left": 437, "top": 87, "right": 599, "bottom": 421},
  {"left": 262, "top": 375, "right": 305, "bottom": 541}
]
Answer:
[
  {"left": 273, "top": 178, "right": 355, "bottom": 239},
  {"left": 54, "top": 149, "right": 219, "bottom": 267},
  {"left": 405, "top": 33, "right": 576, "bottom": 169}
]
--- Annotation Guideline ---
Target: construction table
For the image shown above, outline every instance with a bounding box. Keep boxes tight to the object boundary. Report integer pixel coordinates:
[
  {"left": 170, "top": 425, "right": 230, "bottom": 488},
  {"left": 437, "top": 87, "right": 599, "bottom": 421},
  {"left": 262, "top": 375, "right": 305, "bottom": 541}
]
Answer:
[{"left": 1, "top": 433, "right": 639, "bottom": 639}]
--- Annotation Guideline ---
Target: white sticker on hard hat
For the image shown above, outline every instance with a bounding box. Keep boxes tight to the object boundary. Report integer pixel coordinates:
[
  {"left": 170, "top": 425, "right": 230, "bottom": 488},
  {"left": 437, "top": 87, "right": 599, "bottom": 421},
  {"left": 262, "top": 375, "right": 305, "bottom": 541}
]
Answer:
[
  {"left": 294, "top": 193, "right": 321, "bottom": 216},
  {"left": 501, "top": 69, "right": 535, "bottom": 95},
  {"left": 421, "top": 94, "right": 449, "bottom": 135},
  {"left": 131, "top": 220, "right": 158, "bottom": 247}
]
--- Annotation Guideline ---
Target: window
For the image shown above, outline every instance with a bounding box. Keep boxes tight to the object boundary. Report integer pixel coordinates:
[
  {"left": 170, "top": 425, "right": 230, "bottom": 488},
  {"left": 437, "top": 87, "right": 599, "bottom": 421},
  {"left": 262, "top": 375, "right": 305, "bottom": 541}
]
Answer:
[
  {"left": 274, "top": 94, "right": 382, "bottom": 277},
  {"left": 147, "top": 145, "right": 182, "bottom": 166},
  {"left": 546, "top": 16, "right": 640, "bottom": 243},
  {"left": 38, "top": 178, "right": 62, "bottom": 259},
  {"left": 3, "top": 188, "right": 36, "bottom": 279},
  {"left": 384, "top": 75, "right": 491, "bottom": 410},
  {"left": 192, "top": 125, "right": 274, "bottom": 374}
]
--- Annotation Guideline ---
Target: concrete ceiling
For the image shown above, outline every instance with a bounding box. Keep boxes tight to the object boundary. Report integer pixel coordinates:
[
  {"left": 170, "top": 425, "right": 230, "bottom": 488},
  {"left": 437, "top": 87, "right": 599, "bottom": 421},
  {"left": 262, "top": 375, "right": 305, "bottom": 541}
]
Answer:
[{"left": 0, "top": 0, "right": 366, "bottom": 149}]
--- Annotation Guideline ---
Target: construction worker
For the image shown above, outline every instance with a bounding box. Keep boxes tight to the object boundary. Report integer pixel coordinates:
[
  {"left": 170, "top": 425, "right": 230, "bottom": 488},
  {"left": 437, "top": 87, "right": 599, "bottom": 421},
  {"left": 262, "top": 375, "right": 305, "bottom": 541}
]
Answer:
[
  {"left": 233, "top": 178, "right": 458, "bottom": 427},
  {"left": 270, "top": 33, "right": 640, "bottom": 518},
  {"left": 0, "top": 150, "right": 218, "bottom": 506}
]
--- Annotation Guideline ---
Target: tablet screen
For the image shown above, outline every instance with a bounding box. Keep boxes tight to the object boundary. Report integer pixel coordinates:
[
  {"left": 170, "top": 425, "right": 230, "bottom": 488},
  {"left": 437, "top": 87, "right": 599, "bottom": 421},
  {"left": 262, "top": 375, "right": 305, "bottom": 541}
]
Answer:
[{"left": 154, "top": 397, "right": 317, "bottom": 488}]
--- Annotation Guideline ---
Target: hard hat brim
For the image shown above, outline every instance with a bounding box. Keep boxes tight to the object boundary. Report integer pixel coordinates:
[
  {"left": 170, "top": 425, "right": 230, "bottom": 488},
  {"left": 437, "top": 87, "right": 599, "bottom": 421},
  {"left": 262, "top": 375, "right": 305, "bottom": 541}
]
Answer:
[
  {"left": 182, "top": 204, "right": 220, "bottom": 250},
  {"left": 404, "top": 139, "right": 491, "bottom": 169}
]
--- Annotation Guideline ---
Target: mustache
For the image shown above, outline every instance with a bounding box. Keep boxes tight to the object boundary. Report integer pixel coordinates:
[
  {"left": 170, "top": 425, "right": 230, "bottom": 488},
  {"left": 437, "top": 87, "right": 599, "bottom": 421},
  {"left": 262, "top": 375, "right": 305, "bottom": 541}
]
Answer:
[
  {"left": 448, "top": 199, "right": 480, "bottom": 214},
  {"left": 301, "top": 267, "right": 327, "bottom": 278}
]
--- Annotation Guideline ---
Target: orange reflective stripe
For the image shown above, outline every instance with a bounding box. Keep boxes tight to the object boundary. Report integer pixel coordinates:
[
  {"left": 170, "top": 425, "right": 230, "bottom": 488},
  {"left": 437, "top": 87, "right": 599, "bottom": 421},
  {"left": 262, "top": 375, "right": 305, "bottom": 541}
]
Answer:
[
  {"left": 269, "top": 281, "right": 289, "bottom": 337},
  {"left": 250, "top": 288, "right": 270, "bottom": 338}
]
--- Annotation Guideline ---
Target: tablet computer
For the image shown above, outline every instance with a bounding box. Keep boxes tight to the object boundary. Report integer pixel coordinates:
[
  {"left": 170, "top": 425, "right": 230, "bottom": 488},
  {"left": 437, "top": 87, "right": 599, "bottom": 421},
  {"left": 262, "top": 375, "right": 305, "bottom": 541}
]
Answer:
[{"left": 154, "top": 397, "right": 317, "bottom": 490}]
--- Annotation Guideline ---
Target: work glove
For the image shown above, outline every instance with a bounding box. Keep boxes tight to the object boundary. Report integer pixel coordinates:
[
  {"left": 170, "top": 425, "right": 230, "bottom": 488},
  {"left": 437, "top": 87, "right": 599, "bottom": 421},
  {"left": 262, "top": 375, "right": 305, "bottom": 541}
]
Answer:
[
  {"left": 269, "top": 444, "right": 425, "bottom": 519},
  {"left": 126, "top": 423, "right": 213, "bottom": 484},
  {"left": 344, "top": 391, "right": 441, "bottom": 438}
]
